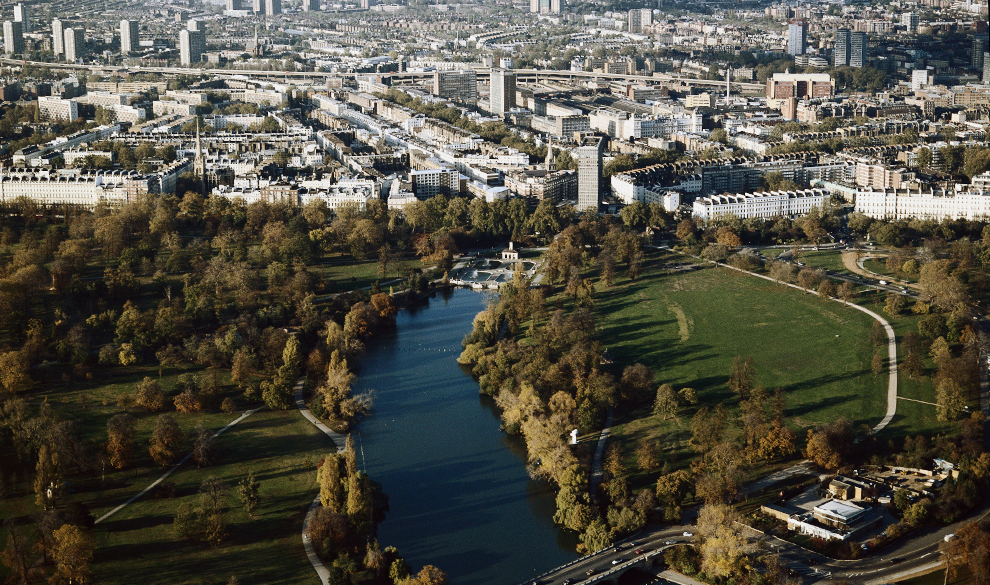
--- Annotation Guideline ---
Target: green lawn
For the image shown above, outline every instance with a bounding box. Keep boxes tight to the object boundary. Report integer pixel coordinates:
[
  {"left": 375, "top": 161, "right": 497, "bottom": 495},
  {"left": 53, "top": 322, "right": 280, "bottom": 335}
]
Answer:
[
  {"left": 314, "top": 254, "right": 422, "bottom": 293},
  {"left": 0, "top": 362, "right": 330, "bottom": 585},
  {"left": 796, "top": 250, "right": 848, "bottom": 273},
  {"left": 90, "top": 409, "right": 328, "bottom": 585},
  {"left": 862, "top": 258, "right": 919, "bottom": 283},
  {"left": 594, "top": 250, "right": 946, "bottom": 488}
]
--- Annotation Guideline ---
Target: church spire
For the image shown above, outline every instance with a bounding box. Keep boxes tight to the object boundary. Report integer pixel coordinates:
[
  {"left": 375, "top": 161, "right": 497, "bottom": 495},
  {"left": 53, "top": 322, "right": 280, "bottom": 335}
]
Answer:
[{"left": 545, "top": 140, "right": 555, "bottom": 172}]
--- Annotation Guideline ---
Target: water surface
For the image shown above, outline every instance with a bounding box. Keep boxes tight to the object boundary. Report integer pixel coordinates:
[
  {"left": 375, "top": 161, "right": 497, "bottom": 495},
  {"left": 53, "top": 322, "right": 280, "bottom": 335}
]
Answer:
[{"left": 355, "top": 288, "right": 580, "bottom": 585}]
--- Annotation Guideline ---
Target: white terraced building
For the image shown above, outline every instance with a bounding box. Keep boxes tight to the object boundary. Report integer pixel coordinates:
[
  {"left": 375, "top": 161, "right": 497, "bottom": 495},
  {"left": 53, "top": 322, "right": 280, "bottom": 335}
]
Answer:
[
  {"left": 854, "top": 186, "right": 990, "bottom": 221},
  {"left": 692, "top": 189, "right": 829, "bottom": 220},
  {"left": 0, "top": 169, "right": 147, "bottom": 207}
]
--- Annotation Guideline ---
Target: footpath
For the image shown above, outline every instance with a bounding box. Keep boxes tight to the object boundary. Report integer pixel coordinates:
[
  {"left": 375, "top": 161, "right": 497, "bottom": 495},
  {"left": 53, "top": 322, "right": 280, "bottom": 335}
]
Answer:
[{"left": 293, "top": 375, "right": 346, "bottom": 585}]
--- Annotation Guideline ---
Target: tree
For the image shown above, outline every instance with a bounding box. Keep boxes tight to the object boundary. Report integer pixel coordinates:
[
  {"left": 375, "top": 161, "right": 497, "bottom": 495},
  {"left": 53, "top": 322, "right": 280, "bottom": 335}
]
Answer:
[
  {"left": 191, "top": 424, "right": 214, "bottom": 468},
  {"left": 0, "top": 350, "right": 31, "bottom": 395},
  {"left": 407, "top": 565, "right": 448, "bottom": 585},
  {"left": 319, "top": 454, "right": 344, "bottom": 513},
  {"left": 757, "top": 421, "right": 797, "bottom": 461},
  {"left": 149, "top": 413, "right": 185, "bottom": 466},
  {"left": 135, "top": 377, "right": 166, "bottom": 411},
  {"left": 238, "top": 470, "right": 260, "bottom": 516},
  {"left": 694, "top": 502, "right": 750, "bottom": 573},
  {"left": 635, "top": 441, "right": 660, "bottom": 471},
  {"left": 653, "top": 383, "right": 678, "bottom": 419},
  {"left": 884, "top": 293, "right": 906, "bottom": 316},
  {"left": 107, "top": 414, "right": 136, "bottom": 470},
  {"left": 50, "top": 525, "right": 94, "bottom": 585},
  {"left": 34, "top": 444, "right": 61, "bottom": 510},
  {"left": 728, "top": 356, "right": 755, "bottom": 400},
  {"left": 935, "top": 378, "right": 965, "bottom": 421},
  {"left": 690, "top": 406, "right": 726, "bottom": 453},
  {"left": 804, "top": 418, "right": 854, "bottom": 470},
  {"left": 872, "top": 350, "right": 884, "bottom": 375},
  {"left": 580, "top": 518, "right": 612, "bottom": 553}
]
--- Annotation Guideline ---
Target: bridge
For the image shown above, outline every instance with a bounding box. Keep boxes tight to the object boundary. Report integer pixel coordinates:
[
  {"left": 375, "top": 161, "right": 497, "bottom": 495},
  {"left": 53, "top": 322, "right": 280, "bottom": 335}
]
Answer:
[{"left": 513, "top": 538, "right": 690, "bottom": 585}]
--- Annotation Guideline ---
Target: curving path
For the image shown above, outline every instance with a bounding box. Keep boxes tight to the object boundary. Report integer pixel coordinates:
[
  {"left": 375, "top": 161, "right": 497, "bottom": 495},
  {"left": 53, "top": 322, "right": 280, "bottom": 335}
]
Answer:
[
  {"left": 94, "top": 405, "right": 265, "bottom": 525},
  {"left": 293, "top": 375, "right": 346, "bottom": 585},
  {"left": 718, "top": 261, "right": 898, "bottom": 434},
  {"left": 588, "top": 408, "right": 614, "bottom": 505}
]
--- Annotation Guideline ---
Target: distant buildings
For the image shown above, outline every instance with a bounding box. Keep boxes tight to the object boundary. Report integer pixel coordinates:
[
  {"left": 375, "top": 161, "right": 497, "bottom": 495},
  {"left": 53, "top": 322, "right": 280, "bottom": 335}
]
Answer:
[
  {"left": 38, "top": 95, "right": 79, "bottom": 121},
  {"left": 833, "top": 29, "right": 866, "bottom": 67},
  {"left": 628, "top": 9, "right": 652, "bottom": 34},
  {"left": 901, "top": 12, "right": 919, "bottom": 33},
  {"left": 490, "top": 69, "right": 516, "bottom": 117},
  {"left": 13, "top": 3, "right": 30, "bottom": 33},
  {"left": 120, "top": 20, "right": 138, "bottom": 55},
  {"left": 432, "top": 70, "right": 477, "bottom": 105},
  {"left": 52, "top": 18, "right": 64, "bottom": 57},
  {"left": 64, "top": 27, "right": 85, "bottom": 62},
  {"left": 855, "top": 186, "right": 990, "bottom": 221},
  {"left": 179, "top": 24, "right": 205, "bottom": 65},
  {"left": 765, "top": 73, "right": 834, "bottom": 108},
  {"left": 692, "top": 189, "right": 829, "bottom": 220},
  {"left": 850, "top": 31, "right": 867, "bottom": 68},
  {"left": 787, "top": 20, "right": 807, "bottom": 56},
  {"left": 3, "top": 21, "right": 23, "bottom": 56},
  {"left": 529, "top": 0, "right": 560, "bottom": 14},
  {"left": 302, "top": 0, "right": 319, "bottom": 11},
  {"left": 575, "top": 136, "right": 604, "bottom": 211},
  {"left": 834, "top": 29, "right": 850, "bottom": 68}
]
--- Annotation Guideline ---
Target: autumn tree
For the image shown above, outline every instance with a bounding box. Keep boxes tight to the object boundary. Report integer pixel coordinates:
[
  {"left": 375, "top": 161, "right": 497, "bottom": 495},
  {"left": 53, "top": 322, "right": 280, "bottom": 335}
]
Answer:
[
  {"left": 804, "top": 418, "right": 854, "bottom": 470},
  {"left": 319, "top": 453, "right": 345, "bottom": 513},
  {"left": 407, "top": 565, "right": 448, "bottom": 585},
  {"left": 935, "top": 378, "right": 965, "bottom": 422},
  {"left": 135, "top": 377, "right": 166, "bottom": 412},
  {"left": 653, "top": 383, "right": 678, "bottom": 419},
  {"left": 690, "top": 406, "right": 727, "bottom": 453},
  {"left": 238, "top": 470, "right": 260, "bottom": 516},
  {"left": 149, "top": 413, "right": 185, "bottom": 466},
  {"left": 34, "top": 444, "right": 61, "bottom": 510},
  {"left": 50, "top": 525, "right": 95, "bottom": 585},
  {"left": 697, "top": 503, "right": 746, "bottom": 579},
  {"left": 107, "top": 414, "right": 136, "bottom": 470},
  {"left": 728, "top": 356, "right": 755, "bottom": 400}
]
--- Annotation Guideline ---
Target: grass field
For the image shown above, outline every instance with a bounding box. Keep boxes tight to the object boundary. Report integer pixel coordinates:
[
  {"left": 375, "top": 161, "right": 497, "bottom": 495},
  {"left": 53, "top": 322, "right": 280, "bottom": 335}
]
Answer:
[
  {"left": 862, "top": 258, "right": 920, "bottom": 283},
  {"left": 596, "top": 250, "right": 945, "bottom": 488},
  {"left": 0, "top": 361, "right": 332, "bottom": 585},
  {"left": 89, "top": 409, "right": 328, "bottom": 585},
  {"left": 313, "top": 254, "right": 423, "bottom": 293},
  {"left": 795, "top": 250, "right": 848, "bottom": 273}
]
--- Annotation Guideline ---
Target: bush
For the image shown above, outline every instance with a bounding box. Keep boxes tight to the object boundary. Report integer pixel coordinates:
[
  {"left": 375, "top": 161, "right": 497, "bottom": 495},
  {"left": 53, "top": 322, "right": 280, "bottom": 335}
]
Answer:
[{"left": 220, "top": 397, "right": 237, "bottom": 414}]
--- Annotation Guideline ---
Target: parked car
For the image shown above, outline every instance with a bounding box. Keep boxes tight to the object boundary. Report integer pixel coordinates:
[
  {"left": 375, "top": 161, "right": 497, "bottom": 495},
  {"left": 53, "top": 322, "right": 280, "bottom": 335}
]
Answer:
[{"left": 683, "top": 532, "right": 694, "bottom": 537}]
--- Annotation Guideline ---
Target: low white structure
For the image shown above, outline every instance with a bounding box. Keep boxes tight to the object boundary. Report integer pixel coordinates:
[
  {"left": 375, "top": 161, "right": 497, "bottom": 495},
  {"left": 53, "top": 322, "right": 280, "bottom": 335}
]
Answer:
[
  {"left": 692, "top": 189, "right": 829, "bottom": 220},
  {"left": 854, "top": 187, "right": 990, "bottom": 221}
]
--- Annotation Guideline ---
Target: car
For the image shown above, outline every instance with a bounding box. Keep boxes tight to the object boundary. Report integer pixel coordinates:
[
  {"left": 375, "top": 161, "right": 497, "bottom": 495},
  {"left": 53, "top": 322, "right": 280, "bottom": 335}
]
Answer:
[
  {"left": 562, "top": 580, "right": 572, "bottom": 585},
  {"left": 890, "top": 558, "right": 903, "bottom": 564},
  {"left": 879, "top": 280, "right": 888, "bottom": 285},
  {"left": 683, "top": 532, "right": 694, "bottom": 537},
  {"left": 611, "top": 559, "right": 624, "bottom": 565},
  {"left": 665, "top": 540, "right": 676, "bottom": 545},
  {"left": 586, "top": 570, "right": 596, "bottom": 576},
  {"left": 945, "top": 534, "right": 956, "bottom": 542},
  {"left": 634, "top": 549, "right": 645, "bottom": 555}
]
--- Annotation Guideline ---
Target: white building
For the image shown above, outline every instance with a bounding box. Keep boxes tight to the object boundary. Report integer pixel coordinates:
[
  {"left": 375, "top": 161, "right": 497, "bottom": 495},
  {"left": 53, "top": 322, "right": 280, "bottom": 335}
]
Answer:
[
  {"left": 854, "top": 187, "right": 990, "bottom": 221},
  {"left": 38, "top": 96, "right": 79, "bottom": 121},
  {"left": 120, "top": 19, "right": 138, "bottom": 54},
  {"left": 64, "top": 27, "right": 84, "bottom": 62},
  {"left": 692, "top": 189, "right": 829, "bottom": 220}
]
